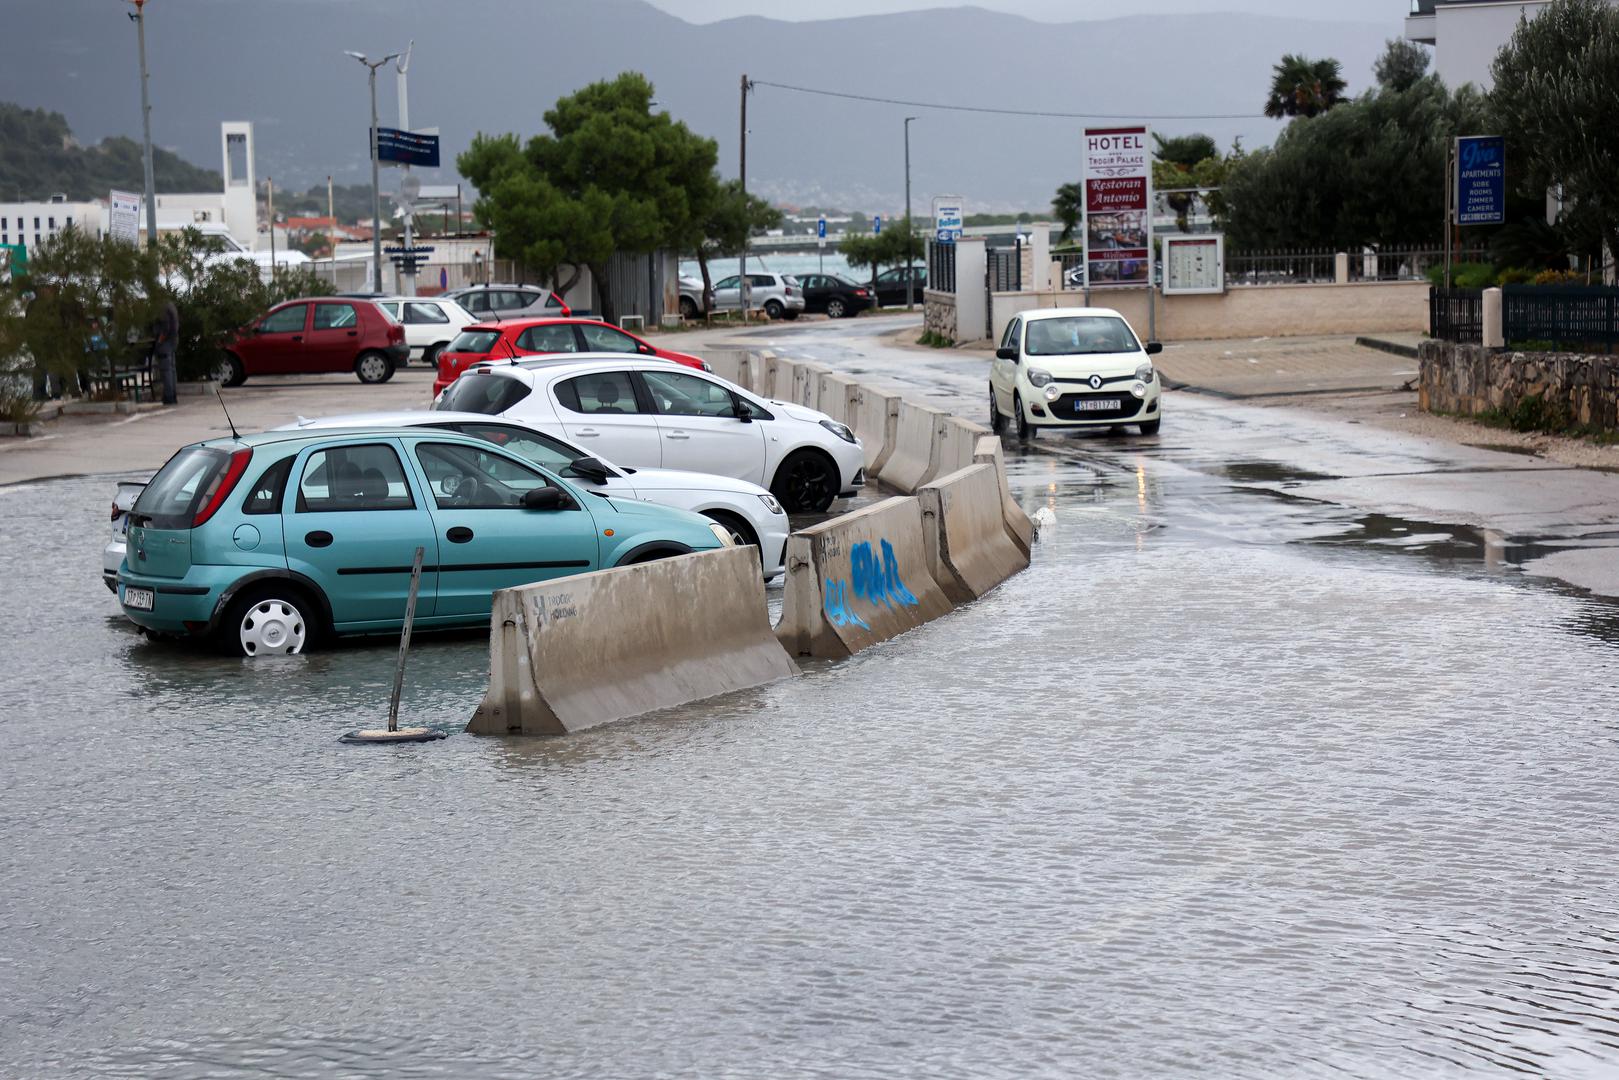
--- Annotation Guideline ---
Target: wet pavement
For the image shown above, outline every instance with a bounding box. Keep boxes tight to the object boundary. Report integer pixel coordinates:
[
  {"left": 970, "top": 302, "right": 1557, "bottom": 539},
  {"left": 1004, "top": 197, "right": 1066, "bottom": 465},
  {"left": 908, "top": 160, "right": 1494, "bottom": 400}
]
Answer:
[{"left": 5, "top": 319, "right": 1619, "bottom": 1077}]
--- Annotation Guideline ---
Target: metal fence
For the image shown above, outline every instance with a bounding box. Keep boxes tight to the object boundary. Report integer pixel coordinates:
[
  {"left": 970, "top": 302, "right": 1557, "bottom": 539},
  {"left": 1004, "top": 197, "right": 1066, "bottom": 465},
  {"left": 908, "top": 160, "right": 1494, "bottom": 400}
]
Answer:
[
  {"left": 927, "top": 241, "right": 956, "bottom": 295},
  {"left": 1430, "top": 287, "right": 1484, "bottom": 343},
  {"left": 1225, "top": 245, "right": 1491, "bottom": 286},
  {"left": 1503, "top": 285, "right": 1619, "bottom": 352},
  {"left": 987, "top": 246, "right": 1022, "bottom": 292},
  {"left": 1055, "top": 252, "right": 1085, "bottom": 290}
]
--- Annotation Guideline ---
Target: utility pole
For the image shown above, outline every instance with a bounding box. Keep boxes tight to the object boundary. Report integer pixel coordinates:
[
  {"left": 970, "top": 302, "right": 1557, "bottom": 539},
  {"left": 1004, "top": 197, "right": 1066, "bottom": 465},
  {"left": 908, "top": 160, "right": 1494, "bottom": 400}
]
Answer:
[
  {"left": 904, "top": 116, "right": 917, "bottom": 313},
  {"left": 266, "top": 176, "right": 275, "bottom": 279},
  {"left": 327, "top": 174, "right": 335, "bottom": 277},
  {"left": 129, "top": 0, "right": 159, "bottom": 247},
  {"left": 739, "top": 73, "right": 751, "bottom": 320},
  {"left": 395, "top": 42, "right": 415, "bottom": 297},
  {"left": 345, "top": 49, "right": 400, "bottom": 295}
]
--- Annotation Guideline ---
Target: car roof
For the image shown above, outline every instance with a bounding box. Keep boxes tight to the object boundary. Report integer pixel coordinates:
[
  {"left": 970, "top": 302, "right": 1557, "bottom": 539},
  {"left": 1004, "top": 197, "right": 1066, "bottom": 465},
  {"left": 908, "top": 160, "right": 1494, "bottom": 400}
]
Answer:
[
  {"left": 467, "top": 353, "right": 713, "bottom": 382},
  {"left": 1021, "top": 306, "right": 1126, "bottom": 321},
  {"left": 283, "top": 409, "right": 548, "bottom": 431},
  {"left": 466, "top": 316, "right": 626, "bottom": 332},
  {"left": 187, "top": 426, "right": 499, "bottom": 452}
]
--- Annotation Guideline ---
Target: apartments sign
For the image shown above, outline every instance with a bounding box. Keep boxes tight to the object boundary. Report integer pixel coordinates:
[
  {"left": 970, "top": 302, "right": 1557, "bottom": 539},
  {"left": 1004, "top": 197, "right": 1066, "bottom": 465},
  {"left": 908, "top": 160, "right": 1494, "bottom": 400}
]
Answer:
[{"left": 1083, "top": 126, "right": 1152, "bottom": 288}]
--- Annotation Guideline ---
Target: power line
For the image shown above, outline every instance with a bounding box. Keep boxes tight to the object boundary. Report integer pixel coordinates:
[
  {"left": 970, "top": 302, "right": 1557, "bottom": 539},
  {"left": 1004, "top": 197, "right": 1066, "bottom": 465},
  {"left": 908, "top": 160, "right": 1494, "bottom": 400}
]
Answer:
[{"left": 750, "top": 79, "right": 1267, "bottom": 122}]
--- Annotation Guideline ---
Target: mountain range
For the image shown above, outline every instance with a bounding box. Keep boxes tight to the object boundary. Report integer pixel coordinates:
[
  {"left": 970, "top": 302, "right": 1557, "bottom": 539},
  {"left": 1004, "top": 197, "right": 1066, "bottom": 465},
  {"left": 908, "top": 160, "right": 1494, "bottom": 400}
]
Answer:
[{"left": 1, "top": 0, "right": 1399, "bottom": 212}]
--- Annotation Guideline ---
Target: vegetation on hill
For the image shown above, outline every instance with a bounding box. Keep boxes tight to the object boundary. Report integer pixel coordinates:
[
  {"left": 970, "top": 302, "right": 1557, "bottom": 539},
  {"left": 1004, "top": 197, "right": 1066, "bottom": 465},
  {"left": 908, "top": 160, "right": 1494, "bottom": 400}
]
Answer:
[{"left": 0, "top": 102, "right": 221, "bottom": 201}]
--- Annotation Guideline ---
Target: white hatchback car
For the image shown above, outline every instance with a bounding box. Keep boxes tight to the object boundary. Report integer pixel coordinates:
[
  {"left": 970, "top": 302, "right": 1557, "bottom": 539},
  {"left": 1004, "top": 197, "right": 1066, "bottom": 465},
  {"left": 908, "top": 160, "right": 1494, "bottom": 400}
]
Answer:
[
  {"left": 372, "top": 297, "right": 477, "bottom": 367},
  {"left": 435, "top": 356, "right": 864, "bottom": 513},
  {"left": 989, "top": 306, "right": 1163, "bottom": 438},
  {"left": 276, "top": 410, "right": 791, "bottom": 576}
]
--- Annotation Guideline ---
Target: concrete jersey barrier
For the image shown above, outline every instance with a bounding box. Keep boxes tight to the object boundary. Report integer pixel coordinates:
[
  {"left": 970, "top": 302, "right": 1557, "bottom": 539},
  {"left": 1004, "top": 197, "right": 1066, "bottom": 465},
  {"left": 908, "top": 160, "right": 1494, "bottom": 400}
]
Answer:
[
  {"left": 881, "top": 400, "right": 947, "bottom": 494},
  {"left": 777, "top": 496, "right": 954, "bottom": 659},
  {"left": 697, "top": 348, "right": 748, "bottom": 387},
  {"left": 792, "top": 361, "right": 831, "bottom": 409},
  {"left": 816, "top": 371, "right": 860, "bottom": 427},
  {"left": 850, "top": 385, "right": 902, "bottom": 475},
  {"left": 468, "top": 547, "right": 799, "bottom": 736},
  {"left": 935, "top": 416, "right": 990, "bottom": 479},
  {"left": 973, "top": 435, "right": 1035, "bottom": 556},
  {"left": 918, "top": 464, "right": 1031, "bottom": 604},
  {"left": 766, "top": 356, "right": 798, "bottom": 400}
]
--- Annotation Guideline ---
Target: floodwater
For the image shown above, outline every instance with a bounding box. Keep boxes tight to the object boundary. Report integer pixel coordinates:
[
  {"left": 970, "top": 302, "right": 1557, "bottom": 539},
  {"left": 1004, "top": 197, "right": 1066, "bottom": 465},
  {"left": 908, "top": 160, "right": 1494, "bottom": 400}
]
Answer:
[{"left": 4, "top": 435, "right": 1619, "bottom": 1079}]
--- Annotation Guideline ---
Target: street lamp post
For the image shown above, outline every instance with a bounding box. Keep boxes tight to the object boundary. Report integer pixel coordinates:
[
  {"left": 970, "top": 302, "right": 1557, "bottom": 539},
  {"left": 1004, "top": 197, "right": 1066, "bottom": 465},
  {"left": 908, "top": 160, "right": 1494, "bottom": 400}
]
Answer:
[
  {"left": 904, "top": 116, "right": 917, "bottom": 312},
  {"left": 345, "top": 49, "right": 401, "bottom": 294},
  {"left": 128, "top": 0, "right": 159, "bottom": 247}
]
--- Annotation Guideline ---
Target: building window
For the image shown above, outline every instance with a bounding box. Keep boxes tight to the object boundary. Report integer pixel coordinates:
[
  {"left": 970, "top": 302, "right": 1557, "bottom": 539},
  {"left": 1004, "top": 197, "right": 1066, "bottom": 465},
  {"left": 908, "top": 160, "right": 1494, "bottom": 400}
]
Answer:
[
  {"left": 48, "top": 216, "right": 55, "bottom": 229},
  {"left": 64, "top": 216, "right": 72, "bottom": 227},
  {"left": 33, "top": 217, "right": 40, "bottom": 229}
]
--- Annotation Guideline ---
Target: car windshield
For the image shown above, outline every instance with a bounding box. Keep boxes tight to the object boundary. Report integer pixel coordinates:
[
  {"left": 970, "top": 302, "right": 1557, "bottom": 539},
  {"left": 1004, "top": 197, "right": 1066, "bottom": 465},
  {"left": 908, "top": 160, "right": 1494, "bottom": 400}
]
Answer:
[
  {"left": 1024, "top": 316, "right": 1140, "bottom": 356},
  {"left": 436, "top": 374, "right": 532, "bottom": 414},
  {"left": 132, "top": 446, "right": 231, "bottom": 529},
  {"left": 449, "top": 329, "right": 502, "bottom": 354}
]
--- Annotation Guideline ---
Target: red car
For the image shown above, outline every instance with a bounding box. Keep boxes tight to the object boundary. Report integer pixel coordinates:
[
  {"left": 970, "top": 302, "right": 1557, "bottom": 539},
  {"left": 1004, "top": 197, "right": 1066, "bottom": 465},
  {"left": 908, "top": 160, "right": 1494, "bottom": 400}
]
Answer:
[
  {"left": 433, "top": 317, "right": 710, "bottom": 397},
  {"left": 222, "top": 297, "right": 408, "bottom": 387}
]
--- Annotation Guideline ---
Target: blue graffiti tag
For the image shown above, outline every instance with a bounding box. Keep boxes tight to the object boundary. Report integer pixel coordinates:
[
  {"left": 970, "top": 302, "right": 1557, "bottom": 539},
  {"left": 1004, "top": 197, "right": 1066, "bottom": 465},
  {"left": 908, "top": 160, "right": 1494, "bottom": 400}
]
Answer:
[
  {"left": 823, "top": 578, "right": 871, "bottom": 629},
  {"left": 848, "top": 539, "right": 919, "bottom": 610}
]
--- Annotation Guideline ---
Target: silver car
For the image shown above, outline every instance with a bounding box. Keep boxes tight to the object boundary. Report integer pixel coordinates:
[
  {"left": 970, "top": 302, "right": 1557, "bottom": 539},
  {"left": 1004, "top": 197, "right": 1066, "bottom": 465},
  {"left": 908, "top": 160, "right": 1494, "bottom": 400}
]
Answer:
[
  {"left": 703, "top": 272, "right": 805, "bottom": 321},
  {"left": 441, "top": 283, "right": 569, "bottom": 320}
]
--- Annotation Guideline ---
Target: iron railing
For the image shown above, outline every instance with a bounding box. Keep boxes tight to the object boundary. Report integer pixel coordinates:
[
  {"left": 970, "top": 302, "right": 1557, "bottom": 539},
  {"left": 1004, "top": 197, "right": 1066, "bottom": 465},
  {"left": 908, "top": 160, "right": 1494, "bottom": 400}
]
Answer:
[
  {"left": 1430, "top": 287, "right": 1484, "bottom": 343},
  {"left": 987, "top": 246, "right": 1022, "bottom": 292},
  {"left": 1225, "top": 248, "right": 1338, "bottom": 285},
  {"left": 1347, "top": 246, "right": 1487, "bottom": 283},
  {"left": 927, "top": 240, "right": 956, "bottom": 295},
  {"left": 1503, "top": 285, "right": 1619, "bottom": 352},
  {"left": 1055, "top": 252, "right": 1085, "bottom": 290}
]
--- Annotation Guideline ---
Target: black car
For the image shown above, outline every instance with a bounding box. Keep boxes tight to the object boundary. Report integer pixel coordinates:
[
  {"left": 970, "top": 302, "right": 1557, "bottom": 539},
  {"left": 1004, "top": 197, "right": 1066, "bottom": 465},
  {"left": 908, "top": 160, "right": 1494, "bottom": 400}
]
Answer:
[
  {"left": 872, "top": 265, "right": 927, "bottom": 307},
  {"left": 797, "top": 273, "right": 874, "bottom": 319}
]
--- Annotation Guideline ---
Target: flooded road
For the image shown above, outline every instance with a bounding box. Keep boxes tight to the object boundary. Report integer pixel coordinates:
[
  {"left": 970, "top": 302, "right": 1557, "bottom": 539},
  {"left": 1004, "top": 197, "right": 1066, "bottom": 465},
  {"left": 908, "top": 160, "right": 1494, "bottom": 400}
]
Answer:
[{"left": 5, "top": 343, "right": 1619, "bottom": 1076}]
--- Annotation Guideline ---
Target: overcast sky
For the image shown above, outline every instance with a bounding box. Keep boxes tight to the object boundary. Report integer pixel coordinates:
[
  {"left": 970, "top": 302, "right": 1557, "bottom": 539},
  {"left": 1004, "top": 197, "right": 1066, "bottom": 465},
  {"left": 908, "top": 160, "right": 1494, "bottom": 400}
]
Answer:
[{"left": 647, "top": 0, "right": 1411, "bottom": 24}]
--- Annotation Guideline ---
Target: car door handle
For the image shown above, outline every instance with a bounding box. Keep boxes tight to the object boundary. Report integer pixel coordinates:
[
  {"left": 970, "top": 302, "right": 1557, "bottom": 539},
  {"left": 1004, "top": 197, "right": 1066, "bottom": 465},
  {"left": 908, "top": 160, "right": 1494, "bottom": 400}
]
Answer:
[
  {"left": 665, "top": 431, "right": 690, "bottom": 440},
  {"left": 574, "top": 428, "right": 599, "bottom": 437},
  {"left": 447, "top": 527, "right": 474, "bottom": 544},
  {"left": 291, "top": 335, "right": 303, "bottom": 342},
  {"left": 305, "top": 530, "right": 333, "bottom": 548},
  {"left": 346, "top": 330, "right": 358, "bottom": 337}
]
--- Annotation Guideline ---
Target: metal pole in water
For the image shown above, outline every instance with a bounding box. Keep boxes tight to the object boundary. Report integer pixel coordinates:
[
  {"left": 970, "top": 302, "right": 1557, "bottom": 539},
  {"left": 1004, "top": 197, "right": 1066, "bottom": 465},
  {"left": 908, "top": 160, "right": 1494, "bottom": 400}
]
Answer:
[{"left": 341, "top": 545, "right": 444, "bottom": 744}]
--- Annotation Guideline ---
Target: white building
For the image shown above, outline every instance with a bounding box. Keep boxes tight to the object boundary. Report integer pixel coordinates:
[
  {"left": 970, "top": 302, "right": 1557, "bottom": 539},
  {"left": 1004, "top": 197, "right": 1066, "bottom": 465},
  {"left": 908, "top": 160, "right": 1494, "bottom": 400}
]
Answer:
[
  {"left": 1404, "top": 0, "right": 1555, "bottom": 89},
  {"left": 0, "top": 196, "right": 106, "bottom": 249}
]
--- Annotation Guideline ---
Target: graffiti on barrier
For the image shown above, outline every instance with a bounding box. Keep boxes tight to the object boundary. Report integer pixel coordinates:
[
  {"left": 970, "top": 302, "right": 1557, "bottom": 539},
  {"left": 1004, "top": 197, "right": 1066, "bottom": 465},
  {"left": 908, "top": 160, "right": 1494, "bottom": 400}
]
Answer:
[
  {"left": 850, "top": 539, "right": 919, "bottom": 609},
  {"left": 823, "top": 578, "right": 871, "bottom": 629}
]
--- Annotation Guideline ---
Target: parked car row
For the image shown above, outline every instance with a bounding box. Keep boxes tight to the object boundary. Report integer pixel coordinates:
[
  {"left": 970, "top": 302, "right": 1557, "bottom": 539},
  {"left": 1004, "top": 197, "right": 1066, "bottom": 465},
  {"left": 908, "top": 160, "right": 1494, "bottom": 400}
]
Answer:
[{"left": 676, "top": 266, "right": 927, "bottom": 320}]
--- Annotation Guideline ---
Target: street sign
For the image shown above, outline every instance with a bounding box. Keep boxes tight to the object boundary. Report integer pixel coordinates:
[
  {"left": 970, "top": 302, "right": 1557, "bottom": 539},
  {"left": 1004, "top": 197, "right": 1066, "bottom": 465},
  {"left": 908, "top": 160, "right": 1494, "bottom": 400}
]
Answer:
[
  {"left": 1455, "top": 135, "right": 1506, "bottom": 226},
  {"left": 109, "top": 189, "right": 140, "bottom": 244},
  {"left": 874, "top": 215, "right": 882, "bottom": 235},
  {"left": 817, "top": 217, "right": 827, "bottom": 239},
  {"left": 1083, "top": 126, "right": 1153, "bottom": 289},
  {"left": 0, "top": 243, "right": 25, "bottom": 278},
  {"left": 932, "top": 196, "right": 964, "bottom": 244},
  {"left": 371, "top": 127, "right": 441, "bottom": 169},
  {"left": 384, "top": 245, "right": 435, "bottom": 255}
]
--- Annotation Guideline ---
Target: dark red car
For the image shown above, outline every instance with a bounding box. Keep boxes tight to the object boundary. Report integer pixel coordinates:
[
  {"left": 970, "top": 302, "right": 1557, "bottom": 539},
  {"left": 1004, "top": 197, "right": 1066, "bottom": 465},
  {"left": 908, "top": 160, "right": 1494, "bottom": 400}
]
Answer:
[
  {"left": 221, "top": 298, "right": 408, "bottom": 387},
  {"left": 433, "top": 317, "right": 710, "bottom": 397}
]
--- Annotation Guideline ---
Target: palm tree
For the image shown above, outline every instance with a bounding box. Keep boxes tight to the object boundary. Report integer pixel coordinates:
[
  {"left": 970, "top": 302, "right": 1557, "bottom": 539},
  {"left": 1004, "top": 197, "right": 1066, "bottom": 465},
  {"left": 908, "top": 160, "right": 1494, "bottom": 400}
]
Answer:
[
  {"left": 1051, "top": 182, "right": 1083, "bottom": 243},
  {"left": 1264, "top": 54, "right": 1348, "bottom": 119}
]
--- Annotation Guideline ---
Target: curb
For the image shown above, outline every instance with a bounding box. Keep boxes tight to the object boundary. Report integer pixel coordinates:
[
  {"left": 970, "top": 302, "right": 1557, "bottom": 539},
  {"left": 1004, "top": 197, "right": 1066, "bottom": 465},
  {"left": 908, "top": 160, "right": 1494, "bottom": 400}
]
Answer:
[{"left": 1356, "top": 335, "right": 1420, "bottom": 359}]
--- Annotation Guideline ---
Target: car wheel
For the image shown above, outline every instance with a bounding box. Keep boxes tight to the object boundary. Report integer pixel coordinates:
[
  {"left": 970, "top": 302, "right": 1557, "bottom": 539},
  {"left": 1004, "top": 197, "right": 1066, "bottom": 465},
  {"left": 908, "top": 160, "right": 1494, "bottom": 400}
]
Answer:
[
  {"left": 764, "top": 299, "right": 785, "bottom": 320},
  {"left": 703, "top": 510, "right": 763, "bottom": 565},
  {"left": 1014, "top": 391, "right": 1037, "bottom": 441},
  {"left": 220, "top": 584, "right": 319, "bottom": 657},
  {"left": 826, "top": 297, "right": 847, "bottom": 319},
  {"left": 217, "top": 353, "right": 247, "bottom": 387},
  {"left": 355, "top": 351, "right": 394, "bottom": 384},
  {"left": 423, "top": 343, "right": 446, "bottom": 368},
  {"left": 990, "top": 386, "right": 1006, "bottom": 434},
  {"left": 1139, "top": 417, "right": 1162, "bottom": 435},
  {"left": 680, "top": 295, "right": 699, "bottom": 319},
  {"left": 770, "top": 449, "right": 839, "bottom": 514}
]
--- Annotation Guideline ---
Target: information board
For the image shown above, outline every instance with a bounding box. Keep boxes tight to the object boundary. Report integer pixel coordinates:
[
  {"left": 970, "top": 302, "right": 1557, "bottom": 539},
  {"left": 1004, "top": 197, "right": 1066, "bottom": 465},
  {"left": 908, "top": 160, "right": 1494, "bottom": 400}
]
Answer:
[
  {"left": 1455, "top": 135, "right": 1505, "bottom": 227},
  {"left": 1162, "top": 234, "right": 1224, "bottom": 295},
  {"left": 372, "top": 127, "right": 441, "bottom": 169},
  {"left": 109, "top": 189, "right": 141, "bottom": 244},
  {"left": 932, "top": 196, "right": 964, "bottom": 244},
  {"left": 1083, "top": 126, "right": 1152, "bottom": 289}
]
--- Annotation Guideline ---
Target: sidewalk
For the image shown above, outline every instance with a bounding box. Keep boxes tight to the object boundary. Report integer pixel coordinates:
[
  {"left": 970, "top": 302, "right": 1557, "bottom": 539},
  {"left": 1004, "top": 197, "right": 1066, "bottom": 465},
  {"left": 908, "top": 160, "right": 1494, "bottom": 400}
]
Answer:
[{"left": 1153, "top": 334, "right": 1422, "bottom": 398}]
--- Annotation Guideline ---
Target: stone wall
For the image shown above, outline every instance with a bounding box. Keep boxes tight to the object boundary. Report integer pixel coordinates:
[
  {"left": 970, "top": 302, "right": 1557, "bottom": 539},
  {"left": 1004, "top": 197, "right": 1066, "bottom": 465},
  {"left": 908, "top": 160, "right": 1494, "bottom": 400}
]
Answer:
[
  {"left": 923, "top": 290, "right": 957, "bottom": 342},
  {"left": 1419, "top": 341, "right": 1619, "bottom": 432}
]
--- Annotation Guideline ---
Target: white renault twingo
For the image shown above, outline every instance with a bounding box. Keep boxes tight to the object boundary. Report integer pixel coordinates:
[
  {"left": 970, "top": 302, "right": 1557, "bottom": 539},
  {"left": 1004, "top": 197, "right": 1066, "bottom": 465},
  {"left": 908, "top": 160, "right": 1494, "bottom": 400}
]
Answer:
[{"left": 989, "top": 306, "right": 1163, "bottom": 438}]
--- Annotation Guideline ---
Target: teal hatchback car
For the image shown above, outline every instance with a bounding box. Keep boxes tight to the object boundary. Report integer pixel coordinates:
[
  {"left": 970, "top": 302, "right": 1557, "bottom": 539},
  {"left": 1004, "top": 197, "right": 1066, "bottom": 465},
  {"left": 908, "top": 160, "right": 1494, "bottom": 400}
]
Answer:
[{"left": 118, "top": 428, "right": 730, "bottom": 656}]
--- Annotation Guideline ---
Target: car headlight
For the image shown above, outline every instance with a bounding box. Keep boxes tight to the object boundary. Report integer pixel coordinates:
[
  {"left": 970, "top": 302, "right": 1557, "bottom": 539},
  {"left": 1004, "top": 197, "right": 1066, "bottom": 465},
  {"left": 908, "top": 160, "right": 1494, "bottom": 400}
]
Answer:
[
  {"left": 1026, "top": 367, "right": 1054, "bottom": 388},
  {"left": 1044, "top": 384, "right": 1062, "bottom": 402},
  {"left": 707, "top": 522, "right": 735, "bottom": 547},
  {"left": 758, "top": 493, "right": 785, "bottom": 515},
  {"left": 1136, "top": 362, "right": 1155, "bottom": 383},
  {"left": 819, "top": 419, "right": 857, "bottom": 444}
]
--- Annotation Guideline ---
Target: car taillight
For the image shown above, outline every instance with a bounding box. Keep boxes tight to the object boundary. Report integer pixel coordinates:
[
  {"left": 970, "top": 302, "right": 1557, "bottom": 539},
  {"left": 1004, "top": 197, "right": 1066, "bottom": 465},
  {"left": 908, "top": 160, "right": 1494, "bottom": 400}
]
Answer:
[
  {"left": 111, "top": 501, "right": 123, "bottom": 521},
  {"left": 855, "top": 289, "right": 869, "bottom": 297},
  {"left": 192, "top": 448, "right": 253, "bottom": 528}
]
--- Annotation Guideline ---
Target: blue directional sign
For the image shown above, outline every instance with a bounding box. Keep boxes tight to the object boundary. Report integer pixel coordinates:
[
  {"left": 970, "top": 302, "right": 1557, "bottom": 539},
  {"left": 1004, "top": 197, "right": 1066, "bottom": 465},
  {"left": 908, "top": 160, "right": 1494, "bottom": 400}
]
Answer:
[
  {"left": 1456, "top": 135, "right": 1505, "bottom": 226},
  {"left": 371, "top": 127, "right": 441, "bottom": 169},
  {"left": 817, "top": 217, "right": 827, "bottom": 239},
  {"left": 874, "top": 215, "right": 882, "bottom": 235}
]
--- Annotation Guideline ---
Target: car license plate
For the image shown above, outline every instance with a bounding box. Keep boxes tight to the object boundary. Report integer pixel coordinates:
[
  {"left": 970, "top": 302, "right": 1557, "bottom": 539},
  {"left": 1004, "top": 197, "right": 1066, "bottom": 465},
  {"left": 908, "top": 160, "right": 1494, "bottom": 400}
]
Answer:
[
  {"left": 1075, "top": 398, "right": 1113, "bottom": 411},
  {"left": 123, "top": 587, "right": 154, "bottom": 611}
]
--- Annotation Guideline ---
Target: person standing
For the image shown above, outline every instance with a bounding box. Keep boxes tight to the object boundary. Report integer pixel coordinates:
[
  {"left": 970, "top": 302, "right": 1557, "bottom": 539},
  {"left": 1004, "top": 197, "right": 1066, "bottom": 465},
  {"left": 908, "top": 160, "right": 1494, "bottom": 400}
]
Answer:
[{"left": 153, "top": 297, "right": 179, "bottom": 405}]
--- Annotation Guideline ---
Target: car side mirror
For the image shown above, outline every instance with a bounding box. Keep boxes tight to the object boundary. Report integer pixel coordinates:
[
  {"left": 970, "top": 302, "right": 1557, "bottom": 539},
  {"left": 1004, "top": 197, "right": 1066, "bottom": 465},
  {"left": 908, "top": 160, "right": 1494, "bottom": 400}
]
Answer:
[
  {"left": 522, "top": 486, "right": 573, "bottom": 511},
  {"left": 564, "top": 456, "right": 610, "bottom": 484},
  {"left": 734, "top": 400, "right": 754, "bottom": 423},
  {"left": 995, "top": 346, "right": 1016, "bottom": 361},
  {"left": 1145, "top": 341, "right": 1163, "bottom": 355}
]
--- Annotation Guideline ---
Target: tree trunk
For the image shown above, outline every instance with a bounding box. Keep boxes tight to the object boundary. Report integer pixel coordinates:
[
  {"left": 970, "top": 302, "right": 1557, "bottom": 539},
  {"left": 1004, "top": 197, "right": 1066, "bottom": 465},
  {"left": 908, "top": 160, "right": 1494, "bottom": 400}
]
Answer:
[
  {"left": 696, "top": 247, "right": 715, "bottom": 318},
  {"left": 589, "top": 262, "right": 615, "bottom": 325},
  {"left": 555, "top": 263, "right": 583, "bottom": 302}
]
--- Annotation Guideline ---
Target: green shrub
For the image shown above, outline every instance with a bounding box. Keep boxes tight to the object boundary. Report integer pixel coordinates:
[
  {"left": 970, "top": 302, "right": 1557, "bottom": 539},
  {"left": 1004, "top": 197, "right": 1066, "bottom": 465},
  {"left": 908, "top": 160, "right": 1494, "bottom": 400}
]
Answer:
[
  {"left": 916, "top": 329, "right": 953, "bottom": 348},
  {"left": 1426, "top": 261, "right": 1497, "bottom": 288},
  {"left": 1495, "top": 266, "right": 1536, "bottom": 286}
]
